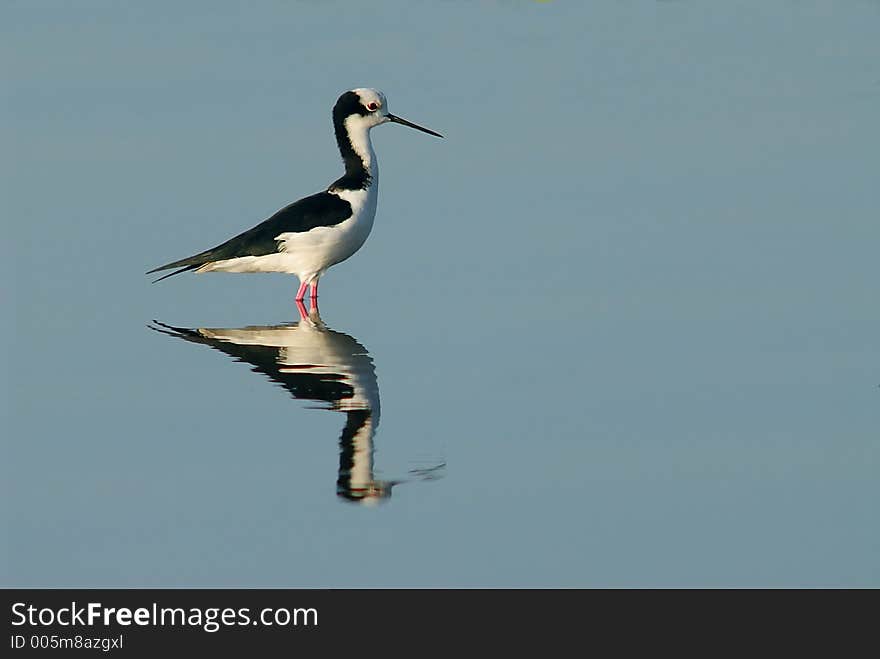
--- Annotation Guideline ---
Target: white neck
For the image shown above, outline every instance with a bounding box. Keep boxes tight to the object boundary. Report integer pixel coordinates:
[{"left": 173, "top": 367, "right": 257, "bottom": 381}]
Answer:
[{"left": 344, "top": 115, "right": 379, "bottom": 179}]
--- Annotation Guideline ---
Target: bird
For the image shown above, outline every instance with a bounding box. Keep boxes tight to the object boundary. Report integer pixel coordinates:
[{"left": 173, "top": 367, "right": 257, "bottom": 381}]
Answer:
[{"left": 147, "top": 88, "right": 443, "bottom": 303}]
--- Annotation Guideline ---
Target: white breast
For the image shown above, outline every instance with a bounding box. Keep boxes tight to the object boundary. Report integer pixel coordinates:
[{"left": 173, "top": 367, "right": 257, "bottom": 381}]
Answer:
[
  {"left": 196, "top": 184, "right": 379, "bottom": 282},
  {"left": 275, "top": 184, "right": 378, "bottom": 283}
]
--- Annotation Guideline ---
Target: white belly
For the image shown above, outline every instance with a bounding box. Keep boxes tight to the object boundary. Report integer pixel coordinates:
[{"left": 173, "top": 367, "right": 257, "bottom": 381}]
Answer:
[{"left": 198, "top": 185, "right": 378, "bottom": 283}]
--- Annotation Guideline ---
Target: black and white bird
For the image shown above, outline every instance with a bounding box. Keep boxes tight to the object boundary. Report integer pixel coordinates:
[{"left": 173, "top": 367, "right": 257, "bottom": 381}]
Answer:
[{"left": 147, "top": 88, "right": 442, "bottom": 302}]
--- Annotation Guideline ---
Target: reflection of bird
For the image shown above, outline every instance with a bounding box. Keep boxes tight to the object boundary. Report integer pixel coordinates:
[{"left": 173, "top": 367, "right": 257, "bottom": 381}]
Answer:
[
  {"left": 147, "top": 88, "right": 442, "bottom": 303},
  {"left": 150, "top": 309, "right": 400, "bottom": 503}
]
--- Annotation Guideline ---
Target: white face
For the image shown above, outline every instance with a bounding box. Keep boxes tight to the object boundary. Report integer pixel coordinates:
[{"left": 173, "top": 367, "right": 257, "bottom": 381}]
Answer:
[
  {"left": 352, "top": 88, "right": 390, "bottom": 128},
  {"left": 343, "top": 87, "right": 442, "bottom": 142}
]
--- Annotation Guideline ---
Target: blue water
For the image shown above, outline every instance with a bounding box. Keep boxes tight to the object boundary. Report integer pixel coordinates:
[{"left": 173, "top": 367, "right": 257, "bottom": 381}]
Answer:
[{"left": 4, "top": 1, "right": 879, "bottom": 587}]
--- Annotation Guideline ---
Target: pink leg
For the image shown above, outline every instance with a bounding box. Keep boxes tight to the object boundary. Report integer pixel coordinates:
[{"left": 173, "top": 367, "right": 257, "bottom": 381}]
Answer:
[
  {"left": 295, "top": 300, "right": 309, "bottom": 321},
  {"left": 309, "top": 279, "right": 319, "bottom": 303},
  {"left": 295, "top": 280, "right": 308, "bottom": 302}
]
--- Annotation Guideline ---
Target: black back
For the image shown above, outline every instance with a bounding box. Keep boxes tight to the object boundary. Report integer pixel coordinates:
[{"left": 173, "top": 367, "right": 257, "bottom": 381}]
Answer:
[
  {"left": 147, "top": 191, "right": 352, "bottom": 280},
  {"left": 205, "top": 191, "right": 353, "bottom": 258}
]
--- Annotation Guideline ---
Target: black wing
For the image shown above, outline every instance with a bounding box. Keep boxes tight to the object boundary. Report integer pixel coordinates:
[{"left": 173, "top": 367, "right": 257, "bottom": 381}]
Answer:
[{"left": 147, "top": 191, "right": 352, "bottom": 282}]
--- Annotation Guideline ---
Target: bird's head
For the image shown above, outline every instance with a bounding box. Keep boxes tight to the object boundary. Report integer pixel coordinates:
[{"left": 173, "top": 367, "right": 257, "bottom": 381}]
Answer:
[{"left": 333, "top": 88, "right": 443, "bottom": 138}]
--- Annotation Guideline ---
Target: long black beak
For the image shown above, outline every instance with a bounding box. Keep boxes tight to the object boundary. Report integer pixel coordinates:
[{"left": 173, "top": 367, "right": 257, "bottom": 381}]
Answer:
[{"left": 387, "top": 113, "right": 444, "bottom": 138}]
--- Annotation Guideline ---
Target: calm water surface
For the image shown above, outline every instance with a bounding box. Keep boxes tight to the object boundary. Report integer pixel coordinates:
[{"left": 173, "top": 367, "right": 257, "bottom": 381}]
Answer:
[{"left": 4, "top": 2, "right": 879, "bottom": 586}]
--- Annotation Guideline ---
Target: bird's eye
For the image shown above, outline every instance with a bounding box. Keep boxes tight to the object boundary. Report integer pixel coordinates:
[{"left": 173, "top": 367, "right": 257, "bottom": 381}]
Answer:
[{"left": 367, "top": 102, "right": 379, "bottom": 111}]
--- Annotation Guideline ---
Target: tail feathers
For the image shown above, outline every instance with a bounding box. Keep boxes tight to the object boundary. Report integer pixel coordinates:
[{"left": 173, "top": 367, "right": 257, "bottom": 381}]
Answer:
[
  {"left": 147, "top": 248, "right": 221, "bottom": 283},
  {"left": 147, "top": 219, "right": 279, "bottom": 282},
  {"left": 149, "top": 263, "right": 201, "bottom": 283}
]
